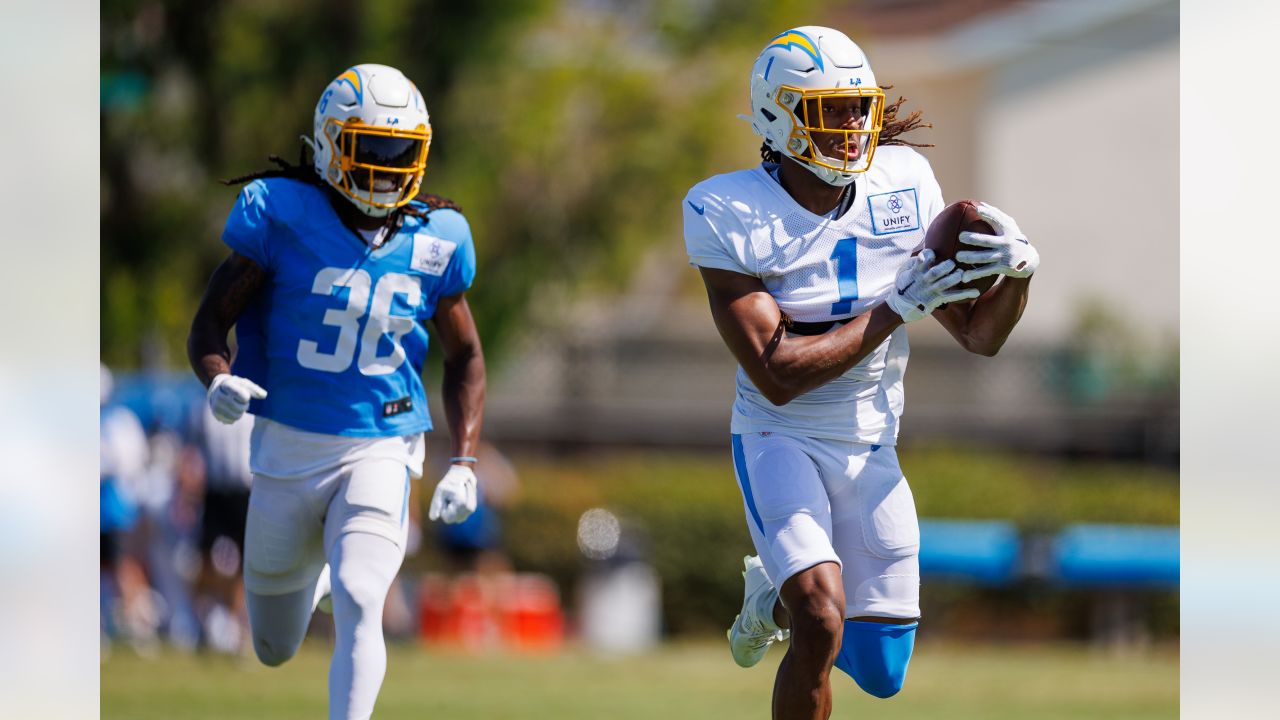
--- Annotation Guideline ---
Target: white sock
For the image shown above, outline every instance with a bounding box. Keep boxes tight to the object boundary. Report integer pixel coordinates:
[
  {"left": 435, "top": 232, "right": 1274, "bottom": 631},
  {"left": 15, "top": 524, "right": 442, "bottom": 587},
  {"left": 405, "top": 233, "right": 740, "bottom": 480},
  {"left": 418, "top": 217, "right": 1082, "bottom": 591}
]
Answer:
[
  {"left": 312, "top": 564, "right": 332, "bottom": 613},
  {"left": 327, "top": 532, "right": 404, "bottom": 720}
]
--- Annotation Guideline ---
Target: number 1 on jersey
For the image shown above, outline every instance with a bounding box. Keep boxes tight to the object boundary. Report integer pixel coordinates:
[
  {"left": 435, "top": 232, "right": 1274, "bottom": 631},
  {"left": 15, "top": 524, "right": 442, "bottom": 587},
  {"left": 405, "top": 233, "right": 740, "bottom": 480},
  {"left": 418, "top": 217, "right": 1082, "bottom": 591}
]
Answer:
[{"left": 829, "top": 237, "right": 859, "bottom": 315}]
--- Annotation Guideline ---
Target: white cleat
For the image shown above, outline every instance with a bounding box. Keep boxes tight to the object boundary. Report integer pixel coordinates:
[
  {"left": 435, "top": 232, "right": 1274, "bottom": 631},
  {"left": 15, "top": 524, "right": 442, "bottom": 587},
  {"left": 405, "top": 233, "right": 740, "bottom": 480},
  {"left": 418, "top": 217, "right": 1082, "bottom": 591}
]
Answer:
[{"left": 727, "top": 555, "right": 789, "bottom": 668}]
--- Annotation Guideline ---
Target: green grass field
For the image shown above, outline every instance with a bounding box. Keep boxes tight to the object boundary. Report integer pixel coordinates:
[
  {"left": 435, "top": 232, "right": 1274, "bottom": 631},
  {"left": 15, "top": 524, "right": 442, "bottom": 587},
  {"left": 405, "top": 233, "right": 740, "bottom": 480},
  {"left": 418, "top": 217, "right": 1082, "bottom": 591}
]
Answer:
[{"left": 102, "top": 639, "right": 1177, "bottom": 719}]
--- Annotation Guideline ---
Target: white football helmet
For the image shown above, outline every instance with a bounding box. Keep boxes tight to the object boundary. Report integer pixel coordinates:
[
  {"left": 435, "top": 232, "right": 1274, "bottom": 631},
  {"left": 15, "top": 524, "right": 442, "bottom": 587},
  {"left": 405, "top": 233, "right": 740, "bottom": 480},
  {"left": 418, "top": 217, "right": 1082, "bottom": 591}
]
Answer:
[
  {"left": 748, "top": 27, "right": 885, "bottom": 186},
  {"left": 309, "top": 63, "right": 431, "bottom": 217}
]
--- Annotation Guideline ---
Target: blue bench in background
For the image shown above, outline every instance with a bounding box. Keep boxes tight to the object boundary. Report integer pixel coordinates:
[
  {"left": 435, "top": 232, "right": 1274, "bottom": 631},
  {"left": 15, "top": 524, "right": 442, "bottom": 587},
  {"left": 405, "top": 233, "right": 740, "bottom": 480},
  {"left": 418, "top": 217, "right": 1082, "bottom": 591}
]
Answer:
[
  {"left": 919, "top": 519, "right": 1021, "bottom": 586},
  {"left": 919, "top": 519, "right": 1179, "bottom": 589},
  {"left": 1053, "top": 523, "right": 1179, "bottom": 588}
]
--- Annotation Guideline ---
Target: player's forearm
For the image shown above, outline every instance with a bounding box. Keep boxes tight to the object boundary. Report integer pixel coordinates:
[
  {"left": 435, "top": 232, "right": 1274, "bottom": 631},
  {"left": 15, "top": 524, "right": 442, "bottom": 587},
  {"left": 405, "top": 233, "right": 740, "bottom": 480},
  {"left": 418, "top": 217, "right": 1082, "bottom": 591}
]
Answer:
[
  {"left": 951, "top": 275, "right": 1031, "bottom": 356},
  {"left": 187, "top": 252, "right": 267, "bottom": 387},
  {"left": 187, "top": 300, "right": 236, "bottom": 388},
  {"left": 441, "top": 342, "right": 486, "bottom": 465},
  {"left": 762, "top": 303, "right": 904, "bottom": 404},
  {"left": 187, "top": 327, "right": 233, "bottom": 388}
]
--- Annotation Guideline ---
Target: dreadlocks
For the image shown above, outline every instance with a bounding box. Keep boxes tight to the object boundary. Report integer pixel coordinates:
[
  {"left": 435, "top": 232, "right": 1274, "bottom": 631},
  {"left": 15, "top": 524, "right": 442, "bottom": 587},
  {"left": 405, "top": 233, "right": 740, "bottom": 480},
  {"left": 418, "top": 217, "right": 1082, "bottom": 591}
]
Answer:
[
  {"left": 221, "top": 139, "right": 463, "bottom": 216},
  {"left": 759, "top": 83, "right": 933, "bottom": 164},
  {"left": 221, "top": 140, "right": 322, "bottom": 187},
  {"left": 878, "top": 85, "right": 933, "bottom": 149}
]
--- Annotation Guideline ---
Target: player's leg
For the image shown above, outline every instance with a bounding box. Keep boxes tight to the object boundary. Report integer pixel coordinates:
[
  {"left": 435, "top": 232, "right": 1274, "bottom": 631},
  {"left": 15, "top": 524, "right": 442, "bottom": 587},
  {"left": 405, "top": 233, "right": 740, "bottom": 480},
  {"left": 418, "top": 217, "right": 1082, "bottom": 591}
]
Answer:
[
  {"left": 827, "top": 443, "right": 920, "bottom": 699},
  {"left": 242, "top": 472, "right": 329, "bottom": 666},
  {"left": 730, "top": 432, "right": 844, "bottom": 720},
  {"left": 322, "top": 459, "right": 412, "bottom": 720},
  {"left": 774, "top": 562, "right": 845, "bottom": 720},
  {"left": 245, "top": 582, "right": 323, "bottom": 666}
]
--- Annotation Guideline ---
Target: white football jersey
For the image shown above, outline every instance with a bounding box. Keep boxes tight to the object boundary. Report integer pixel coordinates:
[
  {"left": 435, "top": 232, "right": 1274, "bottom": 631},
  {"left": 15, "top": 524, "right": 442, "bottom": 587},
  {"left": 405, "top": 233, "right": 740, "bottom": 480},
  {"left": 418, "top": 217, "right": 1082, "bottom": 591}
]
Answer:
[{"left": 684, "top": 145, "right": 945, "bottom": 444}]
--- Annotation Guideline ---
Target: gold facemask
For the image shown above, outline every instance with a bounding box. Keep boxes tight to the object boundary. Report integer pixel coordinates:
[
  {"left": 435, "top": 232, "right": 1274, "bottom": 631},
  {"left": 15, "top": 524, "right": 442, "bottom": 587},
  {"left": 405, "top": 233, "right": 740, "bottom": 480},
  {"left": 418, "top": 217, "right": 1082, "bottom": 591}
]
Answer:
[
  {"left": 776, "top": 85, "right": 885, "bottom": 174},
  {"left": 324, "top": 118, "right": 432, "bottom": 209}
]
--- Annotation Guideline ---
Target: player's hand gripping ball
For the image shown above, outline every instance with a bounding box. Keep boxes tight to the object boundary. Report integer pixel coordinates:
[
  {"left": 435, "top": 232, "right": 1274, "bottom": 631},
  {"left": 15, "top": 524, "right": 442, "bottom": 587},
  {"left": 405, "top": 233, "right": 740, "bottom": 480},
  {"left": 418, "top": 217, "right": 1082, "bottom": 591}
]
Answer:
[
  {"left": 956, "top": 201, "right": 1039, "bottom": 284},
  {"left": 429, "top": 464, "right": 478, "bottom": 524},
  {"left": 922, "top": 200, "right": 1038, "bottom": 294},
  {"left": 887, "top": 249, "right": 979, "bottom": 323}
]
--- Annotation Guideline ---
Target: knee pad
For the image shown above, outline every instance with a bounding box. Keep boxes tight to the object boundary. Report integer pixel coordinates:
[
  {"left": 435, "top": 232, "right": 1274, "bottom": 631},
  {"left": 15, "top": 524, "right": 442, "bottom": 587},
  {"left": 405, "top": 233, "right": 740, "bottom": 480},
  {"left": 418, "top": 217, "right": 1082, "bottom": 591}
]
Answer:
[
  {"left": 833, "top": 619, "right": 917, "bottom": 699},
  {"left": 252, "top": 633, "right": 299, "bottom": 667},
  {"left": 244, "top": 487, "right": 325, "bottom": 595}
]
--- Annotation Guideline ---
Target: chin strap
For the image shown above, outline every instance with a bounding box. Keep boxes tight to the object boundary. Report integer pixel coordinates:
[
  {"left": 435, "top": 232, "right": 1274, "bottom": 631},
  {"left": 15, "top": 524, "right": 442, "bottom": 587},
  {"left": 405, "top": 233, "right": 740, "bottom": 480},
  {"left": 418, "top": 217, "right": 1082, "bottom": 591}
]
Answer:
[{"left": 767, "top": 158, "right": 857, "bottom": 210}]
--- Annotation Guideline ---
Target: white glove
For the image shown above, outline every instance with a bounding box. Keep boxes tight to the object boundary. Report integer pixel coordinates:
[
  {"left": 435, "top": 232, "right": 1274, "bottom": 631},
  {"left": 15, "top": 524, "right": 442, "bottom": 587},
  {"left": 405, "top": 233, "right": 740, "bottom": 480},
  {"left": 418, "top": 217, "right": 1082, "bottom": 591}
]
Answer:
[
  {"left": 429, "top": 464, "right": 477, "bottom": 524},
  {"left": 207, "top": 373, "right": 267, "bottom": 424},
  {"left": 887, "top": 249, "right": 980, "bottom": 323},
  {"left": 957, "top": 202, "right": 1040, "bottom": 283}
]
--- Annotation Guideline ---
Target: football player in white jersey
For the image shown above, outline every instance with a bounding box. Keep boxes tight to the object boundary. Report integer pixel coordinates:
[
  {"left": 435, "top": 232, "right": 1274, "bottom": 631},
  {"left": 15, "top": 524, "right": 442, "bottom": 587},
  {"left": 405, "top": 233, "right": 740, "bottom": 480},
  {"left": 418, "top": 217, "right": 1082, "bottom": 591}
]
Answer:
[{"left": 683, "top": 27, "right": 1039, "bottom": 719}]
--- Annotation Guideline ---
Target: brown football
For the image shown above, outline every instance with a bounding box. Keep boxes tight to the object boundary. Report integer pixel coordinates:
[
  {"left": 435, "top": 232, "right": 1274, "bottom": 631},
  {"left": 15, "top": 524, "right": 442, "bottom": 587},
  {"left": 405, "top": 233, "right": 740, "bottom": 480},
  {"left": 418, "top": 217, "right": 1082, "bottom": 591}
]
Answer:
[{"left": 920, "top": 199, "right": 998, "bottom": 296}]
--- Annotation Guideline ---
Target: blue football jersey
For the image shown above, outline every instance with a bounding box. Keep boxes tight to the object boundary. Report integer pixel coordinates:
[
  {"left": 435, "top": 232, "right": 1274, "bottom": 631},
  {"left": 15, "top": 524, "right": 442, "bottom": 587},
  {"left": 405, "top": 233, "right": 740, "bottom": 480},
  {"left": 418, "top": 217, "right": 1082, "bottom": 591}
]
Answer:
[{"left": 222, "top": 178, "right": 476, "bottom": 437}]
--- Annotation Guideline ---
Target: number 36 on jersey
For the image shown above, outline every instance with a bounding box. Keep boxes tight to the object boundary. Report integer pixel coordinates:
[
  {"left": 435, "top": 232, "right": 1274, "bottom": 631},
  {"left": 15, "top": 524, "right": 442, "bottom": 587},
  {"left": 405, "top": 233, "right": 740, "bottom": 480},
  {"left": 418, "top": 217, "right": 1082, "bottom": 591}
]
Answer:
[{"left": 297, "top": 269, "right": 421, "bottom": 376}]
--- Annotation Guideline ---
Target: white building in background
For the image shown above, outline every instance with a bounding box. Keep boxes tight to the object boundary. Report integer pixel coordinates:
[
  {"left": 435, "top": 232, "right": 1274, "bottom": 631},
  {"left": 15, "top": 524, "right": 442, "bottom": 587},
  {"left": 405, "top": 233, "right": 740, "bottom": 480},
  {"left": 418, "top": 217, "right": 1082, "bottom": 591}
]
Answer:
[
  {"left": 472, "top": 0, "right": 1179, "bottom": 456},
  {"left": 861, "top": 0, "right": 1179, "bottom": 345}
]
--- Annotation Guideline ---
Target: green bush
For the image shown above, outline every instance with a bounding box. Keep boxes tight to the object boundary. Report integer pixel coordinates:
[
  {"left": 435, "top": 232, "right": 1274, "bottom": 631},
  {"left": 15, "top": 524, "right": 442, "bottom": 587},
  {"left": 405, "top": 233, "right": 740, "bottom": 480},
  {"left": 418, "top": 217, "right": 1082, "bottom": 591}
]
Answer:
[
  {"left": 492, "top": 447, "right": 1177, "bottom": 637},
  {"left": 900, "top": 445, "right": 1179, "bottom": 527},
  {"left": 501, "top": 453, "right": 753, "bottom": 635}
]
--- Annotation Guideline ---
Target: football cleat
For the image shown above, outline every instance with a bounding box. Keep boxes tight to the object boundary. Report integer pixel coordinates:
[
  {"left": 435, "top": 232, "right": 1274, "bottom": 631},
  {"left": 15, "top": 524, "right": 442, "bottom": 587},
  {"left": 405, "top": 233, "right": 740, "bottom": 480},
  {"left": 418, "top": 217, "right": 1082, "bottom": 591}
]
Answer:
[{"left": 728, "top": 555, "right": 789, "bottom": 668}]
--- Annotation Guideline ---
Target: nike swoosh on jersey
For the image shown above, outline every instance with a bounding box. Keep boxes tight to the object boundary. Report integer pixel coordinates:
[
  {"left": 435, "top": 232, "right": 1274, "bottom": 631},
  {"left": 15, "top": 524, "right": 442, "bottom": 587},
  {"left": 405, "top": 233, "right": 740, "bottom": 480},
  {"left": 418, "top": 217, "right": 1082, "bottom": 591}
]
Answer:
[{"left": 688, "top": 201, "right": 706, "bottom": 215}]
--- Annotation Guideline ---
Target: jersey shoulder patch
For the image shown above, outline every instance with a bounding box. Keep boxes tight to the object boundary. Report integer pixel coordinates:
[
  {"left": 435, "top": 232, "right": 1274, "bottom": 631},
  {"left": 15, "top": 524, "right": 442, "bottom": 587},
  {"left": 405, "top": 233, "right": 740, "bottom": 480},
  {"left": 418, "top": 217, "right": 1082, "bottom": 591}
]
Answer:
[
  {"left": 863, "top": 147, "right": 936, "bottom": 236},
  {"left": 404, "top": 207, "right": 475, "bottom": 291},
  {"left": 410, "top": 234, "right": 459, "bottom": 276}
]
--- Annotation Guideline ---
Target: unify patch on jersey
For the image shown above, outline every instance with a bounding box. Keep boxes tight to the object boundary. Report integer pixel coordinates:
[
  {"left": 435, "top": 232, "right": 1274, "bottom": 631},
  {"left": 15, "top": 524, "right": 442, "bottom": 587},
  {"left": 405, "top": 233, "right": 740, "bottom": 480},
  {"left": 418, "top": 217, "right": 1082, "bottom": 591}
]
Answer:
[
  {"left": 411, "top": 235, "right": 458, "bottom": 276},
  {"left": 867, "top": 189, "right": 920, "bottom": 236},
  {"left": 383, "top": 397, "right": 413, "bottom": 417}
]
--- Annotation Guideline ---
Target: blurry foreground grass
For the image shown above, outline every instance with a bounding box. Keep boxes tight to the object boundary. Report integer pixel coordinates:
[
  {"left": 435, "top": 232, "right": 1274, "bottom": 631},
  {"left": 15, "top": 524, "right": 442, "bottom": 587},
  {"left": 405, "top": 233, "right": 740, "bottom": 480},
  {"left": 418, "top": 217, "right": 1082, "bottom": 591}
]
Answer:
[{"left": 102, "top": 639, "right": 1176, "bottom": 719}]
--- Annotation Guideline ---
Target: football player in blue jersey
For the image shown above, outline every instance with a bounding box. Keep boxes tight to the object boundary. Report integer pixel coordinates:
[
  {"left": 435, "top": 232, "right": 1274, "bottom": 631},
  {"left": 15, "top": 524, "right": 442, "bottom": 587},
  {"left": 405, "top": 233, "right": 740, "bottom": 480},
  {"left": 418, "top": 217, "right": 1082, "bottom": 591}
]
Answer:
[
  {"left": 187, "top": 63, "right": 485, "bottom": 720},
  {"left": 685, "top": 28, "right": 1039, "bottom": 720}
]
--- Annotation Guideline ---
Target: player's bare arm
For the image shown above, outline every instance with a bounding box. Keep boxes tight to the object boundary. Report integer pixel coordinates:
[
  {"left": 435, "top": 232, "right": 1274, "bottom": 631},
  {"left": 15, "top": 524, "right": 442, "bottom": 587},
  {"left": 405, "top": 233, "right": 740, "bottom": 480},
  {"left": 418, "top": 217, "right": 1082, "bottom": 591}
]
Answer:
[
  {"left": 187, "top": 251, "right": 268, "bottom": 387},
  {"left": 699, "top": 266, "right": 904, "bottom": 406},
  {"left": 431, "top": 292, "right": 486, "bottom": 468},
  {"left": 932, "top": 202, "right": 1039, "bottom": 356},
  {"left": 933, "top": 275, "right": 1031, "bottom": 356}
]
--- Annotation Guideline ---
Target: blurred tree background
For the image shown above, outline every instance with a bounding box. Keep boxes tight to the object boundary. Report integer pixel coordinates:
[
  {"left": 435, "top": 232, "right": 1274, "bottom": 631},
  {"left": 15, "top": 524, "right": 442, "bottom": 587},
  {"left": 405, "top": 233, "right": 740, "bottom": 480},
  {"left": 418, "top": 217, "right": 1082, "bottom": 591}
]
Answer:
[
  {"left": 100, "top": 0, "right": 1179, "bottom": 650},
  {"left": 101, "top": 0, "right": 836, "bottom": 367}
]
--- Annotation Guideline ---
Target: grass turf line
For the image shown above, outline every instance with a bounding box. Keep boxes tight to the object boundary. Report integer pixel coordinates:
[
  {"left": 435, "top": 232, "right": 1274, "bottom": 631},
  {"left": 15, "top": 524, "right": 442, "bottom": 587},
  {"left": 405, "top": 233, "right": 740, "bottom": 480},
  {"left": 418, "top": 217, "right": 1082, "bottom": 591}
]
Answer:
[{"left": 102, "top": 640, "right": 1177, "bottom": 719}]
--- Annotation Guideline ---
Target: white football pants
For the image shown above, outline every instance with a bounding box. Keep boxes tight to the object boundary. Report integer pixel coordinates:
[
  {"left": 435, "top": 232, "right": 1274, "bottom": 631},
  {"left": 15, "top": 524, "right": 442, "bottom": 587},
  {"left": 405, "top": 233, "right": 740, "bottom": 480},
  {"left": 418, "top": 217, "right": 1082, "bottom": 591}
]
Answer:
[
  {"left": 244, "top": 457, "right": 411, "bottom": 720},
  {"left": 731, "top": 432, "right": 920, "bottom": 619}
]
